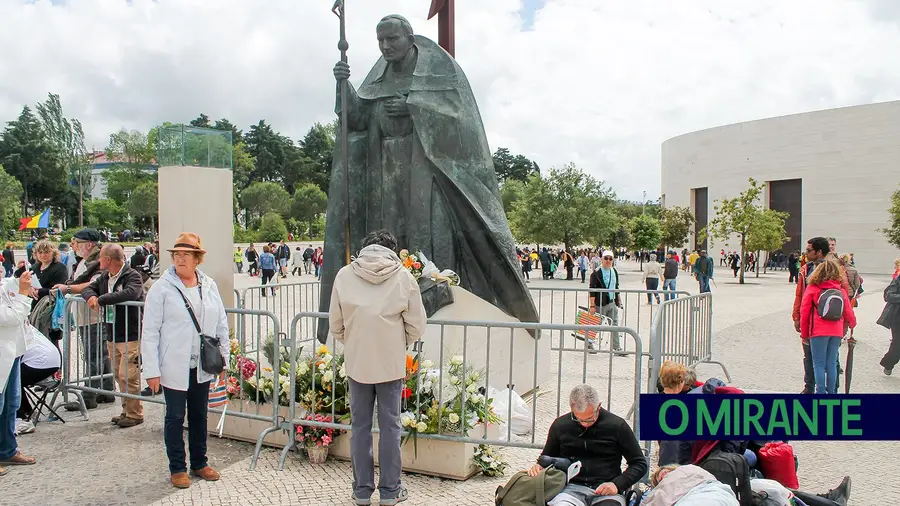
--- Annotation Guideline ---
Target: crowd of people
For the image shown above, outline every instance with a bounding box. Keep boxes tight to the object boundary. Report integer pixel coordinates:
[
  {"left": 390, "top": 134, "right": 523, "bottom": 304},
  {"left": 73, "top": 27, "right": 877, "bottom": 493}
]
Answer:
[
  {"left": 0, "top": 229, "right": 229, "bottom": 488},
  {"left": 234, "top": 242, "right": 323, "bottom": 297}
]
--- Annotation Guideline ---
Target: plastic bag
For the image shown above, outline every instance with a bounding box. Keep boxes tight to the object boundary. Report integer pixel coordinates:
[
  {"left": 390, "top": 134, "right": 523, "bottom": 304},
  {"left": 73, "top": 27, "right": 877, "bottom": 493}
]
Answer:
[
  {"left": 489, "top": 387, "right": 533, "bottom": 440},
  {"left": 758, "top": 442, "right": 800, "bottom": 489}
]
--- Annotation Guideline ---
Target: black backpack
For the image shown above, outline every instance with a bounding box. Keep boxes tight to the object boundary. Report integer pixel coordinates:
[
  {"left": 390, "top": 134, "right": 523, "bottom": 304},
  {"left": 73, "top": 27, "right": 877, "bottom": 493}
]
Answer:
[
  {"left": 698, "top": 450, "right": 753, "bottom": 506},
  {"left": 816, "top": 288, "right": 844, "bottom": 321}
]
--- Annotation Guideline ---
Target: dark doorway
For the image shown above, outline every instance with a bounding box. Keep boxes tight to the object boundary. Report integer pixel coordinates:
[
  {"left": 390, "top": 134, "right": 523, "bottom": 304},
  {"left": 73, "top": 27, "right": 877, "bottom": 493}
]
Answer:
[
  {"left": 693, "top": 187, "right": 708, "bottom": 251},
  {"left": 768, "top": 179, "right": 802, "bottom": 253}
]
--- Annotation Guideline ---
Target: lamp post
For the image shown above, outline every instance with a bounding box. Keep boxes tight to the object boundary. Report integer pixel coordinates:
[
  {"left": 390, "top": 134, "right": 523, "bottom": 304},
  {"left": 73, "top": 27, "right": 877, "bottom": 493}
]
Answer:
[{"left": 642, "top": 190, "right": 646, "bottom": 215}]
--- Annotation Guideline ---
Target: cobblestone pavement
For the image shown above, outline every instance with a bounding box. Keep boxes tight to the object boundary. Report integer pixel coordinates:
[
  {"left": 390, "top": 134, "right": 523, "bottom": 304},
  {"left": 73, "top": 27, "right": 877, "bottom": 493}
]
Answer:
[{"left": 6, "top": 264, "right": 898, "bottom": 505}]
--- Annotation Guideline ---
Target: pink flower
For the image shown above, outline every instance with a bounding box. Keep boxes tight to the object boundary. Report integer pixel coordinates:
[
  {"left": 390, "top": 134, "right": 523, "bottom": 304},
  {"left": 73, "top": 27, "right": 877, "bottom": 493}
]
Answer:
[{"left": 321, "top": 434, "right": 332, "bottom": 446}]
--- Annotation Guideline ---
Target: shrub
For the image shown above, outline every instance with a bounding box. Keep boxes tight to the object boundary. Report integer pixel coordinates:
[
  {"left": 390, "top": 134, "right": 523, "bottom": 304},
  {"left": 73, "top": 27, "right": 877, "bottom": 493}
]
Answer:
[{"left": 257, "top": 213, "right": 288, "bottom": 243}]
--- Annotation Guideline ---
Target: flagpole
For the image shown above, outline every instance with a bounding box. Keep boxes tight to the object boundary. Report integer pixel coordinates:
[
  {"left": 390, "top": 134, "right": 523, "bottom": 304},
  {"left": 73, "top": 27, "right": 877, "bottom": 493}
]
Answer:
[{"left": 332, "top": 0, "right": 351, "bottom": 265}]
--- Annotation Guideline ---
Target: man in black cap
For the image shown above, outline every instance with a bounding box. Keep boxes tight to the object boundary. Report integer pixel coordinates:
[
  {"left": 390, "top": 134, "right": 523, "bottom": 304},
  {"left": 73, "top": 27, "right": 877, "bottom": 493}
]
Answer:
[{"left": 53, "top": 228, "right": 116, "bottom": 410}]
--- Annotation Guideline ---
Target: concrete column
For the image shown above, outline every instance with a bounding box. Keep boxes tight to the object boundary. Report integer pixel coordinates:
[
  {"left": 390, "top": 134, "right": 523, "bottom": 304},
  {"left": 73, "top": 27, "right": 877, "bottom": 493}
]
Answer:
[{"left": 158, "top": 166, "right": 235, "bottom": 308}]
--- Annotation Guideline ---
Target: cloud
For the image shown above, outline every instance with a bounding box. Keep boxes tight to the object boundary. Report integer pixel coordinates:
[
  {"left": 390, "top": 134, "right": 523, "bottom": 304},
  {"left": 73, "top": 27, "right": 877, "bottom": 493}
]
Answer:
[{"left": 1, "top": 0, "right": 899, "bottom": 200}]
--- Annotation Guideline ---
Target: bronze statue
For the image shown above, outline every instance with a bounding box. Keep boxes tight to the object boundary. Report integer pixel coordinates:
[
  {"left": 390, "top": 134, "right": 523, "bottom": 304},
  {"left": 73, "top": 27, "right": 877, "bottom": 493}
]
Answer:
[{"left": 318, "top": 14, "right": 537, "bottom": 341}]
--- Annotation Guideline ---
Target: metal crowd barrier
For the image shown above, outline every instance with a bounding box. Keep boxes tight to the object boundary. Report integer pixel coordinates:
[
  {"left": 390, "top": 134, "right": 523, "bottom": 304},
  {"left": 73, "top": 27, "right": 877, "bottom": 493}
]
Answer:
[
  {"left": 647, "top": 292, "right": 731, "bottom": 395},
  {"left": 260, "top": 311, "right": 644, "bottom": 472},
  {"left": 239, "top": 280, "right": 319, "bottom": 342},
  {"left": 55, "top": 296, "right": 282, "bottom": 469}
]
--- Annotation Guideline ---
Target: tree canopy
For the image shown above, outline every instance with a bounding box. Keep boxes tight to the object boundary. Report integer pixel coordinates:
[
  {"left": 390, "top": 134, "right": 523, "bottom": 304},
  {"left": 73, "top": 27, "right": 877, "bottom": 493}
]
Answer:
[
  {"left": 659, "top": 206, "right": 695, "bottom": 250},
  {"left": 493, "top": 147, "right": 539, "bottom": 183},
  {"left": 881, "top": 185, "right": 900, "bottom": 251}
]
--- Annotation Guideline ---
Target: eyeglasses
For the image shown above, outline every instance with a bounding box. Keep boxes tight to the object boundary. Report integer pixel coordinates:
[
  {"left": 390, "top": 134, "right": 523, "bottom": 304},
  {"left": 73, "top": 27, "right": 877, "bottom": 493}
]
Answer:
[
  {"left": 571, "top": 404, "right": 601, "bottom": 425},
  {"left": 602, "top": 256, "right": 613, "bottom": 261}
]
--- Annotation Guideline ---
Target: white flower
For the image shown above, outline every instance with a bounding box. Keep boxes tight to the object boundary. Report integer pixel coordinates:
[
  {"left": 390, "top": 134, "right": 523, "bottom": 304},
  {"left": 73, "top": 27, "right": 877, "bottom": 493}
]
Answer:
[
  {"left": 421, "top": 360, "right": 434, "bottom": 370},
  {"left": 400, "top": 412, "right": 415, "bottom": 427},
  {"left": 416, "top": 421, "right": 428, "bottom": 432},
  {"left": 490, "top": 461, "right": 499, "bottom": 468},
  {"left": 466, "top": 383, "right": 477, "bottom": 394},
  {"left": 450, "top": 356, "right": 463, "bottom": 366},
  {"left": 297, "top": 362, "right": 309, "bottom": 375},
  {"left": 448, "top": 413, "right": 460, "bottom": 424},
  {"left": 323, "top": 353, "right": 333, "bottom": 366},
  {"left": 322, "top": 370, "right": 334, "bottom": 384},
  {"left": 470, "top": 393, "right": 484, "bottom": 403},
  {"left": 338, "top": 364, "right": 346, "bottom": 378},
  {"left": 449, "top": 375, "right": 460, "bottom": 386},
  {"left": 246, "top": 376, "right": 258, "bottom": 387},
  {"left": 318, "top": 362, "right": 326, "bottom": 372}
]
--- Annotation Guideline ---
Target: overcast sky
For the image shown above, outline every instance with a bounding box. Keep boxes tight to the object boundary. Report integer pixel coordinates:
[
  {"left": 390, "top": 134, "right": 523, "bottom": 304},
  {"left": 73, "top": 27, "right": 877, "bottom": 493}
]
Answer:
[{"left": 2, "top": 0, "right": 899, "bottom": 200}]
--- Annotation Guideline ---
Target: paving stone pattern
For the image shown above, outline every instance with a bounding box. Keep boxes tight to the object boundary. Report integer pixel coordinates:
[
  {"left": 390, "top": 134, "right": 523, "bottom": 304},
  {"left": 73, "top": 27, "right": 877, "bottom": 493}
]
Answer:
[{"left": 5, "top": 264, "right": 897, "bottom": 505}]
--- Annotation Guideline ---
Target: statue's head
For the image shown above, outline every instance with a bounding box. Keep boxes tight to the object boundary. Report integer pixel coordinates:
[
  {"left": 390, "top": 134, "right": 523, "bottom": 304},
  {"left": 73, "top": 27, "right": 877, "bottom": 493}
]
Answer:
[{"left": 377, "top": 14, "right": 415, "bottom": 63}]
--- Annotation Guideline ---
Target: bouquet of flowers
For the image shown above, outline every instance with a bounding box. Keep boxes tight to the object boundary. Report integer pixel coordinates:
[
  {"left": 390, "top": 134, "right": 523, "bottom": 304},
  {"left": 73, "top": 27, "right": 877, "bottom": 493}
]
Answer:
[
  {"left": 225, "top": 336, "right": 258, "bottom": 400},
  {"left": 400, "top": 249, "right": 460, "bottom": 285},
  {"left": 474, "top": 444, "right": 508, "bottom": 477},
  {"left": 295, "top": 344, "right": 350, "bottom": 420},
  {"left": 294, "top": 414, "right": 343, "bottom": 448},
  {"left": 399, "top": 249, "right": 424, "bottom": 279},
  {"left": 398, "top": 354, "right": 500, "bottom": 455}
]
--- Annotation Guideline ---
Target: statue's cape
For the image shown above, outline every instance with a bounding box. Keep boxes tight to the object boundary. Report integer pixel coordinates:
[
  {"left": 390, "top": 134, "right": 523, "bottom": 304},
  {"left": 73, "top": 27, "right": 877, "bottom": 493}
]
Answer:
[{"left": 317, "top": 35, "right": 537, "bottom": 343}]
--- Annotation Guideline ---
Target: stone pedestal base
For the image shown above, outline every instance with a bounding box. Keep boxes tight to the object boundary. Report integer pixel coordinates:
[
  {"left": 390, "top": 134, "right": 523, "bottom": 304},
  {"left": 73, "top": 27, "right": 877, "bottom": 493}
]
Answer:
[{"left": 420, "top": 286, "right": 550, "bottom": 395}]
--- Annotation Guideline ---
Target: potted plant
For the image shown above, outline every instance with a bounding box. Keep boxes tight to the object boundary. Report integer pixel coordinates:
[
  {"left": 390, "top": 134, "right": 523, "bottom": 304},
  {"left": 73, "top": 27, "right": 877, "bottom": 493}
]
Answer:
[{"left": 295, "top": 414, "right": 343, "bottom": 464}]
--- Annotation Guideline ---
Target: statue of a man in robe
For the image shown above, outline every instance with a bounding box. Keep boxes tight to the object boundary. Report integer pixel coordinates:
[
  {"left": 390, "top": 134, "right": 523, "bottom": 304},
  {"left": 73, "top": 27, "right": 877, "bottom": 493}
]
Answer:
[{"left": 318, "top": 14, "right": 538, "bottom": 341}]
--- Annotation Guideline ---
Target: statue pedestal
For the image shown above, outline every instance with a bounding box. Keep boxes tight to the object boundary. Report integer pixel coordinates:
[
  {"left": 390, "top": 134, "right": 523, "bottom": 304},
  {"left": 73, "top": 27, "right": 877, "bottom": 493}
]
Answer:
[
  {"left": 158, "top": 166, "right": 235, "bottom": 308},
  {"left": 420, "top": 286, "right": 550, "bottom": 395}
]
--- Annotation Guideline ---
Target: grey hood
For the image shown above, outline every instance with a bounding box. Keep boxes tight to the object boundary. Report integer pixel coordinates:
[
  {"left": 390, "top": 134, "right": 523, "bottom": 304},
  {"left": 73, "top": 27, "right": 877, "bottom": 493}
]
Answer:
[{"left": 351, "top": 245, "right": 404, "bottom": 285}]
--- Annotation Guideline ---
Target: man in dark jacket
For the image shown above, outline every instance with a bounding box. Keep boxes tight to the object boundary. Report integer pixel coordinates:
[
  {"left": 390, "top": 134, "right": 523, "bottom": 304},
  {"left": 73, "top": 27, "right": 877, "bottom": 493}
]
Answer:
[
  {"left": 663, "top": 250, "right": 679, "bottom": 301},
  {"left": 82, "top": 244, "right": 145, "bottom": 428},
  {"left": 303, "top": 245, "right": 315, "bottom": 274},
  {"left": 589, "top": 251, "right": 625, "bottom": 354},
  {"left": 691, "top": 250, "right": 714, "bottom": 293},
  {"left": 276, "top": 241, "right": 291, "bottom": 278},
  {"left": 527, "top": 384, "right": 647, "bottom": 503}
]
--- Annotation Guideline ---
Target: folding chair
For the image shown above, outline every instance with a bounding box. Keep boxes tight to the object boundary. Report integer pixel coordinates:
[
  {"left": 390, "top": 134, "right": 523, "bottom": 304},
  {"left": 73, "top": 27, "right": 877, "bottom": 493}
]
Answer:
[
  {"left": 572, "top": 306, "right": 613, "bottom": 351},
  {"left": 25, "top": 376, "right": 66, "bottom": 425}
]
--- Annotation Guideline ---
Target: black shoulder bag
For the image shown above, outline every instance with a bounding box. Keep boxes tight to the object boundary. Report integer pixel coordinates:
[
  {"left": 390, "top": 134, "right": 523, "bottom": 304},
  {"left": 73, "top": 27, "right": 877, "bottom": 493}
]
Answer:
[{"left": 175, "top": 283, "right": 225, "bottom": 375}]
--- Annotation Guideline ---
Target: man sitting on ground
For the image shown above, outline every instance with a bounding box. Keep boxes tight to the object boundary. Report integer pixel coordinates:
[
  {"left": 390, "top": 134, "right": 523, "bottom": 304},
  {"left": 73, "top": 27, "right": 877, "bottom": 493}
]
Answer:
[{"left": 526, "top": 384, "right": 647, "bottom": 505}]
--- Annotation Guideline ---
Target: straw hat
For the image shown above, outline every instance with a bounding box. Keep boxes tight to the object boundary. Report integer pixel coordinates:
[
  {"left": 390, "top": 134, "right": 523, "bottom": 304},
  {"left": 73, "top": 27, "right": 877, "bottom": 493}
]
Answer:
[{"left": 167, "top": 232, "right": 206, "bottom": 254}]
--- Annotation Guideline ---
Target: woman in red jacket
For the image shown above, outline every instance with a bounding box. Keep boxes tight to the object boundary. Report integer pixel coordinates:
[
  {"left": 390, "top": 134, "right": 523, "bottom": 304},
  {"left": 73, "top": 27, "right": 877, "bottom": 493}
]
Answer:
[{"left": 800, "top": 257, "right": 857, "bottom": 394}]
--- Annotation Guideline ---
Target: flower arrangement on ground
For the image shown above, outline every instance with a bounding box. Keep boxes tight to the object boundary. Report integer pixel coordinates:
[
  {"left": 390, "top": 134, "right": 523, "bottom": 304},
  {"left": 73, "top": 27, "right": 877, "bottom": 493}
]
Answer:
[
  {"left": 295, "top": 413, "right": 344, "bottom": 464},
  {"left": 474, "top": 444, "right": 508, "bottom": 477},
  {"left": 399, "top": 354, "right": 501, "bottom": 454},
  {"left": 294, "top": 344, "right": 350, "bottom": 421}
]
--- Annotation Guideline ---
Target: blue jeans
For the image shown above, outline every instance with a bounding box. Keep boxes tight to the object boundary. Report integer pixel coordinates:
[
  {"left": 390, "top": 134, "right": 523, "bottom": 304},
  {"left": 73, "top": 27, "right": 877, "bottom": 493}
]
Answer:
[
  {"left": 697, "top": 274, "right": 711, "bottom": 293},
  {"left": 2, "top": 262, "right": 12, "bottom": 278},
  {"left": 0, "top": 357, "right": 22, "bottom": 460},
  {"left": 809, "top": 337, "right": 841, "bottom": 394},
  {"left": 663, "top": 278, "right": 677, "bottom": 300},
  {"left": 163, "top": 369, "right": 210, "bottom": 474}
]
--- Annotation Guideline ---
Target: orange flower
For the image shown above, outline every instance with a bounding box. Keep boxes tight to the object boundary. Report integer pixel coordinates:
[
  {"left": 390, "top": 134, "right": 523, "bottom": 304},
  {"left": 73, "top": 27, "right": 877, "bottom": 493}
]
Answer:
[
  {"left": 403, "top": 257, "right": 414, "bottom": 268},
  {"left": 405, "top": 354, "right": 419, "bottom": 374}
]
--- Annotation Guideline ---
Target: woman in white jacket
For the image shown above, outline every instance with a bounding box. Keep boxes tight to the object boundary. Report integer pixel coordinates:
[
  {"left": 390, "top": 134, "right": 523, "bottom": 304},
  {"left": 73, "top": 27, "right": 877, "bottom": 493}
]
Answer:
[
  {"left": 141, "top": 233, "right": 229, "bottom": 489},
  {"left": 0, "top": 271, "right": 37, "bottom": 475}
]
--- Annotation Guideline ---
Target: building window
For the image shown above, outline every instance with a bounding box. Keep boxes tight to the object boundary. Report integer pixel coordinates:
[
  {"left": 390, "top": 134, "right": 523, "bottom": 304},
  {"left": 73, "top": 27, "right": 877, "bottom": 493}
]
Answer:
[
  {"left": 691, "top": 187, "right": 708, "bottom": 251},
  {"left": 768, "top": 179, "right": 802, "bottom": 253}
]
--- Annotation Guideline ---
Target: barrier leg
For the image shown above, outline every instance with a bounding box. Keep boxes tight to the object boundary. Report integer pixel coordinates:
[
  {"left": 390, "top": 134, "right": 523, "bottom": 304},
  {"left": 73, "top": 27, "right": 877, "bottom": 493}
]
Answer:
[
  {"left": 250, "top": 425, "right": 283, "bottom": 471},
  {"left": 278, "top": 434, "right": 297, "bottom": 471},
  {"left": 703, "top": 360, "right": 732, "bottom": 383}
]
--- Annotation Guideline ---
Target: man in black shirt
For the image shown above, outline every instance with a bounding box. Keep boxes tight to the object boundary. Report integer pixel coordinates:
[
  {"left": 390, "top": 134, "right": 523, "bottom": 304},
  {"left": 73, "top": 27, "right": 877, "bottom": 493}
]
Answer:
[{"left": 527, "top": 384, "right": 647, "bottom": 504}]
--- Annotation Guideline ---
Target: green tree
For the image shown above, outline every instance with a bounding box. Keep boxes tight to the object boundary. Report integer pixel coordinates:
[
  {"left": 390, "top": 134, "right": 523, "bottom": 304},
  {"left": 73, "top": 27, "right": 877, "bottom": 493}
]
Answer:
[
  {"left": 84, "top": 199, "right": 128, "bottom": 230},
  {"left": 297, "top": 122, "right": 335, "bottom": 194},
  {"left": 35, "top": 93, "right": 91, "bottom": 226},
  {"left": 659, "top": 206, "right": 695, "bottom": 251},
  {"left": 104, "top": 129, "right": 156, "bottom": 205},
  {"left": 290, "top": 183, "right": 328, "bottom": 239},
  {"left": 509, "top": 163, "right": 616, "bottom": 251},
  {"left": 492, "top": 147, "right": 539, "bottom": 183},
  {"left": 257, "top": 212, "right": 288, "bottom": 242},
  {"left": 213, "top": 118, "right": 243, "bottom": 146},
  {"left": 240, "top": 181, "right": 291, "bottom": 227},
  {"left": 880, "top": 185, "right": 900, "bottom": 250},
  {"left": 130, "top": 182, "right": 159, "bottom": 233},
  {"left": 700, "top": 177, "right": 769, "bottom": 284},
  {"left": 499, "top": 179, "right": 525, "bottom": 215},
  {"left": 630, "top": 213, "right": 663, "bottom": 268},
  {"left": 746, "top": 208, "right": 789, "bottom": 276},
  {"left": 0, "top": 106, "right": 65, "bottom": 214},
  {"left": 0, "top": 164, "right": 24, "bottom": 232},
  {"left": 189, "top": 113, "right": 211, "bottom": 128}
]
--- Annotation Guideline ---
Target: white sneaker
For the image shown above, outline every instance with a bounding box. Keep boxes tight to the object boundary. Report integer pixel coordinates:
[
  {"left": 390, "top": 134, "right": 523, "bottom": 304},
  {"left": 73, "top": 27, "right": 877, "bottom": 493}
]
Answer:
[{"left": 15, "top": 419, "right": 35, "bottom": 435}]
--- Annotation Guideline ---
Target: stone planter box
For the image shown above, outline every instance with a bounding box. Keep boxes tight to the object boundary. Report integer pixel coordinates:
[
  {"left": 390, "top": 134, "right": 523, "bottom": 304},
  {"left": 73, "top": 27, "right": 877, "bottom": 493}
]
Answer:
[
  {"left": 329, "top": 424, "right": 499, "bottom": 480},
  {"left": 207, "top": 398, "right": 289, "bottom": 447}
]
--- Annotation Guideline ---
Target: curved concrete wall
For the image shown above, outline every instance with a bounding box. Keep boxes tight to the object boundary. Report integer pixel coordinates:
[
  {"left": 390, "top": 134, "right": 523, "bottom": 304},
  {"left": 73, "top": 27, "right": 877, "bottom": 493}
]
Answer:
[{"left": 661, "top": 101, "right": 900, "bottom": 275}]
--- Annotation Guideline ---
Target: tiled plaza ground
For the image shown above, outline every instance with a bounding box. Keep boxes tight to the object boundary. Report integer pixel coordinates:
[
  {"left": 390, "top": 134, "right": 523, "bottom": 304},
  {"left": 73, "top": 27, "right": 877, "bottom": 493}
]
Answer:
[{"left": 4, "top": 263, "right": 898, "bottom": 505}]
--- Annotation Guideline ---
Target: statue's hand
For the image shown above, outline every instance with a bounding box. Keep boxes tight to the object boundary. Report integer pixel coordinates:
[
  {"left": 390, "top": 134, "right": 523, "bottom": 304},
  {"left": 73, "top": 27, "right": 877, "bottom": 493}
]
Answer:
[
  {"left": 333, "top": 61, "right": 351, "bottom": 82},
  {"left": 385, "top": 93, "right": 409, "bottom": 117}
]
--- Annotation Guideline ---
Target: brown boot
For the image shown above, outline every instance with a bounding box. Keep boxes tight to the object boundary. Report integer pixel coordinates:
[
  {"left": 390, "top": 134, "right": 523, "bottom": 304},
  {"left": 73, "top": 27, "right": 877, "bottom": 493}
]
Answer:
[
  {"left": 170, "top": 472, "right": 190, "bottom": 489},
  {"left": 190, "top": 466, "right": 220, "bottom": 481},
  {"left": 117, "top": 417, "right": 144, "bottom": 428},
  {"left": 111, "top": 413, "right": 126, "bottom": 424}
]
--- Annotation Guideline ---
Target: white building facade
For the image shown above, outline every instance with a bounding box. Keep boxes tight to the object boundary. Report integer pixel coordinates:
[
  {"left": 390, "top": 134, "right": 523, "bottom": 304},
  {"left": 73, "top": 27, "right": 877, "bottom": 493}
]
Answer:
[{"left": 661, "top": 101, "right": 900, "bottom": 275}]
